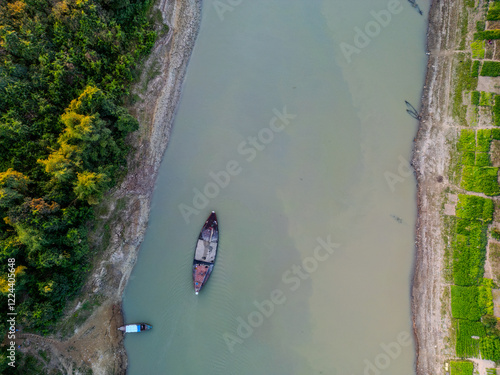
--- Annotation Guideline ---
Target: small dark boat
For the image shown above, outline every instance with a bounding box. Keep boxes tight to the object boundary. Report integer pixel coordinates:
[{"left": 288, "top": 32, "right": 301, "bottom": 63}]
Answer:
[
  {"left": 193, "top": 211, "right": 219, "bottom": 295},
  {"left": 118, "top": 323, "right": 152, "bottom": 333}
]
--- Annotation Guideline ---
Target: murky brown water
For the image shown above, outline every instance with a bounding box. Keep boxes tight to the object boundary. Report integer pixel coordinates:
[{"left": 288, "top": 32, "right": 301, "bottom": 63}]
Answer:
[{"left": 123, "top": 1, "right": 430, "bottom": 373}]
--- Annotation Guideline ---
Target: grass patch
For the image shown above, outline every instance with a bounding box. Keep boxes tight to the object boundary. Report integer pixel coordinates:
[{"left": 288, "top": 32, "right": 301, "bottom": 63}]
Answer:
[
  {"left": 456, "top": 194, "right": 494, "bottom": 223},
  {"left": 488, "top": 0, "right": 500, "bottom": 20},
  {"left": 472, "top": 40, "right": 486, "bottom": 58},
  {"left": 492, "top": 228, "right": 500, "bottom": 240},
  {"left": 453, "top": 57, "right": 477, "bottom": 125},
  {"left": 471, "top": 91, "right": 480, "bottom": 105},
  {"left": 58, "top": 296, "right": 104, "bottom": 339},
  {"left": 481, "top": 61, "right": 500, "bottom": 76},
  {"left": 472, "top": 60, "right": 481, "bottom": 77},
  {"left": 478, "top": 129, "right": 493, "bottom": 151},
  {"left": 480, "top": 91, "right": 495, "bottom": 106},
  {"left": 493, "top": 96, "right": 500, "bottom": 126},
  {"left": 450, "top": 361, "right": 474, "bottom": 375}
]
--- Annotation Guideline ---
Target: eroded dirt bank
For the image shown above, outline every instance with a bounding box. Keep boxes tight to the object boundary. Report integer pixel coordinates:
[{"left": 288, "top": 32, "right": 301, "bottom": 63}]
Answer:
[
  {"left": 17, "top": 0, "right": 202, "bottom": 374},
  {"left": 412, "top": 0, "right": 461, "bottom": 374}
]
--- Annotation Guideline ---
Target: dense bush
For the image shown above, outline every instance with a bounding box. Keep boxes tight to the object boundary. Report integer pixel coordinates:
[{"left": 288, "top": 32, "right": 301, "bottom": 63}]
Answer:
[
  {"left": 481, "top": 61, "right": 500, "bottom": 76},
  {"left": 480, "top": 91, "right": 495, "bottom": 106},
  {"left": 455, "top": 194, "right": 494, "bottom": 223},
  {"left": 461, "top": 166, "right": 500, "bottom": 195},
  {"left": 471, "top": 91, "right": 480, "bottom": 105},
  {"left": 474, "top": 30, "right": 500, "bottom": 40},
  {"left": 492, "top": 228, "right": 500, "bottom": 240},
  {"left": 494, "top": 96, "right": 500, "bottom": 126},
  {"left": 480, "top": 336, "right": 500, "bottom": 361},
  {"left": 472, "top": 60, "right": 481, "bottom": 77},
  {"left": 453, "top": 58, "right": 476, "bottom": 125},
  {"left": 487, "top": 1, "right": 500, "bottom": 21},
  {"left": 455, "top": 319, "right": 485, "bottom": 357},
  {"left": 458, "top": 129, "right": 476, "bottom": 151},
  {"left": 452, "top": 221, "right": 487, "bottom": 286},
  {"left": 0, "top": 0, "right": 158, "bottom": 342},
  {"left": 451, "top": 286, "right": 482, "bottom": 320},
  {"left": 477, "top": 129, "right": 493, "bottom": 151},
  {"left": 450, "top": 361, "right": 473, "bottom": 375},
  {"left": 472, "top": 40, "right": 485, "bottom": 59}
]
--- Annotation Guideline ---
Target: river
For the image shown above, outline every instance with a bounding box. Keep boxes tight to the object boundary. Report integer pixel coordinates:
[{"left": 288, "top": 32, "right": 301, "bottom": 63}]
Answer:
[{"left": 123, "top": 1, "right": 430, "bottom": 373}]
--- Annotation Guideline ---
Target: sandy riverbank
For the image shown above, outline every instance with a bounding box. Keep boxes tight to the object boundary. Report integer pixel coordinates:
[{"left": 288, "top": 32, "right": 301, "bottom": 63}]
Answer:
[
  {"left": 16, "top": 1, "right": 202, "bottom": 374},
  {"left": 412, "top": 0, "right": 462, "bottom": 374}
]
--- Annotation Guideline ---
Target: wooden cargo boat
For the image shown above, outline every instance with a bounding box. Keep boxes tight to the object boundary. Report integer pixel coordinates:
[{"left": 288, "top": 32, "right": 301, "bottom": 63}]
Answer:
[{"left": 193, "top": 211, "right": 218, "bottom": 295}]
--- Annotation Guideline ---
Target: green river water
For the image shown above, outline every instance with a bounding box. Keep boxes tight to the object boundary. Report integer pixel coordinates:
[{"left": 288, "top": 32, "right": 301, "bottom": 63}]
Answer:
[{"left": 123, "top": 1, "right": 430, "bottom": 373}]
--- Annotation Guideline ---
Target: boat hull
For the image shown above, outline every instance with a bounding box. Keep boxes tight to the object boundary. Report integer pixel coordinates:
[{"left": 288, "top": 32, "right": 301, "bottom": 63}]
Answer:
[
  {"left": 118, "top": 323, "right": 152, "bottom": 333},
  {"left": 193, "top": 211, "right": 218, "bottom": 294}
]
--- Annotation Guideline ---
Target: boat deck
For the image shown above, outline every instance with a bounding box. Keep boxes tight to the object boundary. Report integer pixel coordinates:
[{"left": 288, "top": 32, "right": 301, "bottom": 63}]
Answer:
[{"left": 193, "top": 263, "right": 211, "bottom": 291}]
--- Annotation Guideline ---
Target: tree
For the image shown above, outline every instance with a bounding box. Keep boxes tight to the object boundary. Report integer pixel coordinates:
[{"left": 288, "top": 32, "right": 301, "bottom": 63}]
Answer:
[
  {"left": 0, "top": 169, "right": 29, "bottom": 208},
  {"left": 73, "top": 171, "right": 109, "bottom": 204}
]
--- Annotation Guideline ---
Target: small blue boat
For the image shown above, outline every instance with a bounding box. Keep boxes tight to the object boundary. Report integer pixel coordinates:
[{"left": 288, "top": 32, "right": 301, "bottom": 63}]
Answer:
[{"left": 118, "top": 323, "right": 152, "bottom": 333}]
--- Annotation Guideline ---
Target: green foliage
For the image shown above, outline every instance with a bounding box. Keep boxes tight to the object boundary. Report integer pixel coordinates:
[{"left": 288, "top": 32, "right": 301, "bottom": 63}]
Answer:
[
  {"left": 455, "top": 319, "right": 485, "bottom": 357},
  {"left": 453, "top": 58, "right": 476, "bottom": 125},
  {"left": 492, "top": 228, "right": 500, "bottom": 240},
  {"left": 0, "top": 0, "right": 158, "bottom": 332},
  {"left": 455, "top": 194, "right": 494, "bottom": 223},
  {"left": 451, "top": 286, "right": 482, "bottom": 320},
  {"left": 478, "top": 129, "right": 493, "bottom": 151},
  {"left": 478, "top": 286, "right": 494, "bottom": 315},
  {"left": 481, "top": 61, "right": 500, "bottom": 76},
  {"left": 477, "top": 21, "right": 486, "bottom": 32},
  {"left": 460, "top": 166, "right": 500, "bottom": 196},
  {"left": 450, "top": 361, "right": 474, "bottom": 375},
  {"left": 480, "top": 91, "right": 495, "bottom": 106},
  {"left": 488, "top": 1, "right": 500, "bottom": 20},
  {"left": 472, "top": 40, "right": 486, "bottom": 58},
  {"left": 474, "top": 30, "right": 500, "bottom": 40},
  {"left": 494, "top": 96, "right": 500, "bottom": 126},
  {"left": 0, "top": 351, "right": 63, "bottom": 375},
  {"left": 452, "top": 220, "right": 487, "bottom": 286},
  {"left": 472, "top": 60, "right": 481, "bottom": 77},
  {"left": 458, "top": 129, "right": 476, "bottom": 151},
  {"left": 480, "top": 335, "right": 500, "bottom": 361},
  {"left": 471, "top": 91, "right": 480, "bottom": 105},
  {"left": 475, "top": 153, "right": 491, "bottom": 167},
  {"left": 462, "top": 151, "right": 476, "bottom": 166}
]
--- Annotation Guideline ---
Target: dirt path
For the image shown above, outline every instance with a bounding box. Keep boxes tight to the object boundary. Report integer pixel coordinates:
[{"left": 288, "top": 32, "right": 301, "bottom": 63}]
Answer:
[
  {"left": 412, "top": 0, "right": 462, "bottom": 374},
  {"left": 16, "top": 0, "right": 202, "bottom": 374}
]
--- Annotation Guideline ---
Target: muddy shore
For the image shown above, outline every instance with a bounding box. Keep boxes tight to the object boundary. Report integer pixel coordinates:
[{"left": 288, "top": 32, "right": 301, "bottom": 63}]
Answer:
[{"left": 412, "top": 0, "right": 461, "bottom": 374}]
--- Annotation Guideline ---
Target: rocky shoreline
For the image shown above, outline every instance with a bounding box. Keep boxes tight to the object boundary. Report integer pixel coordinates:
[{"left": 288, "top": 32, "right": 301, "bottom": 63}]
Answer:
[{"left": 412, "top": 0, "right": 461, "bottom": 374}]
